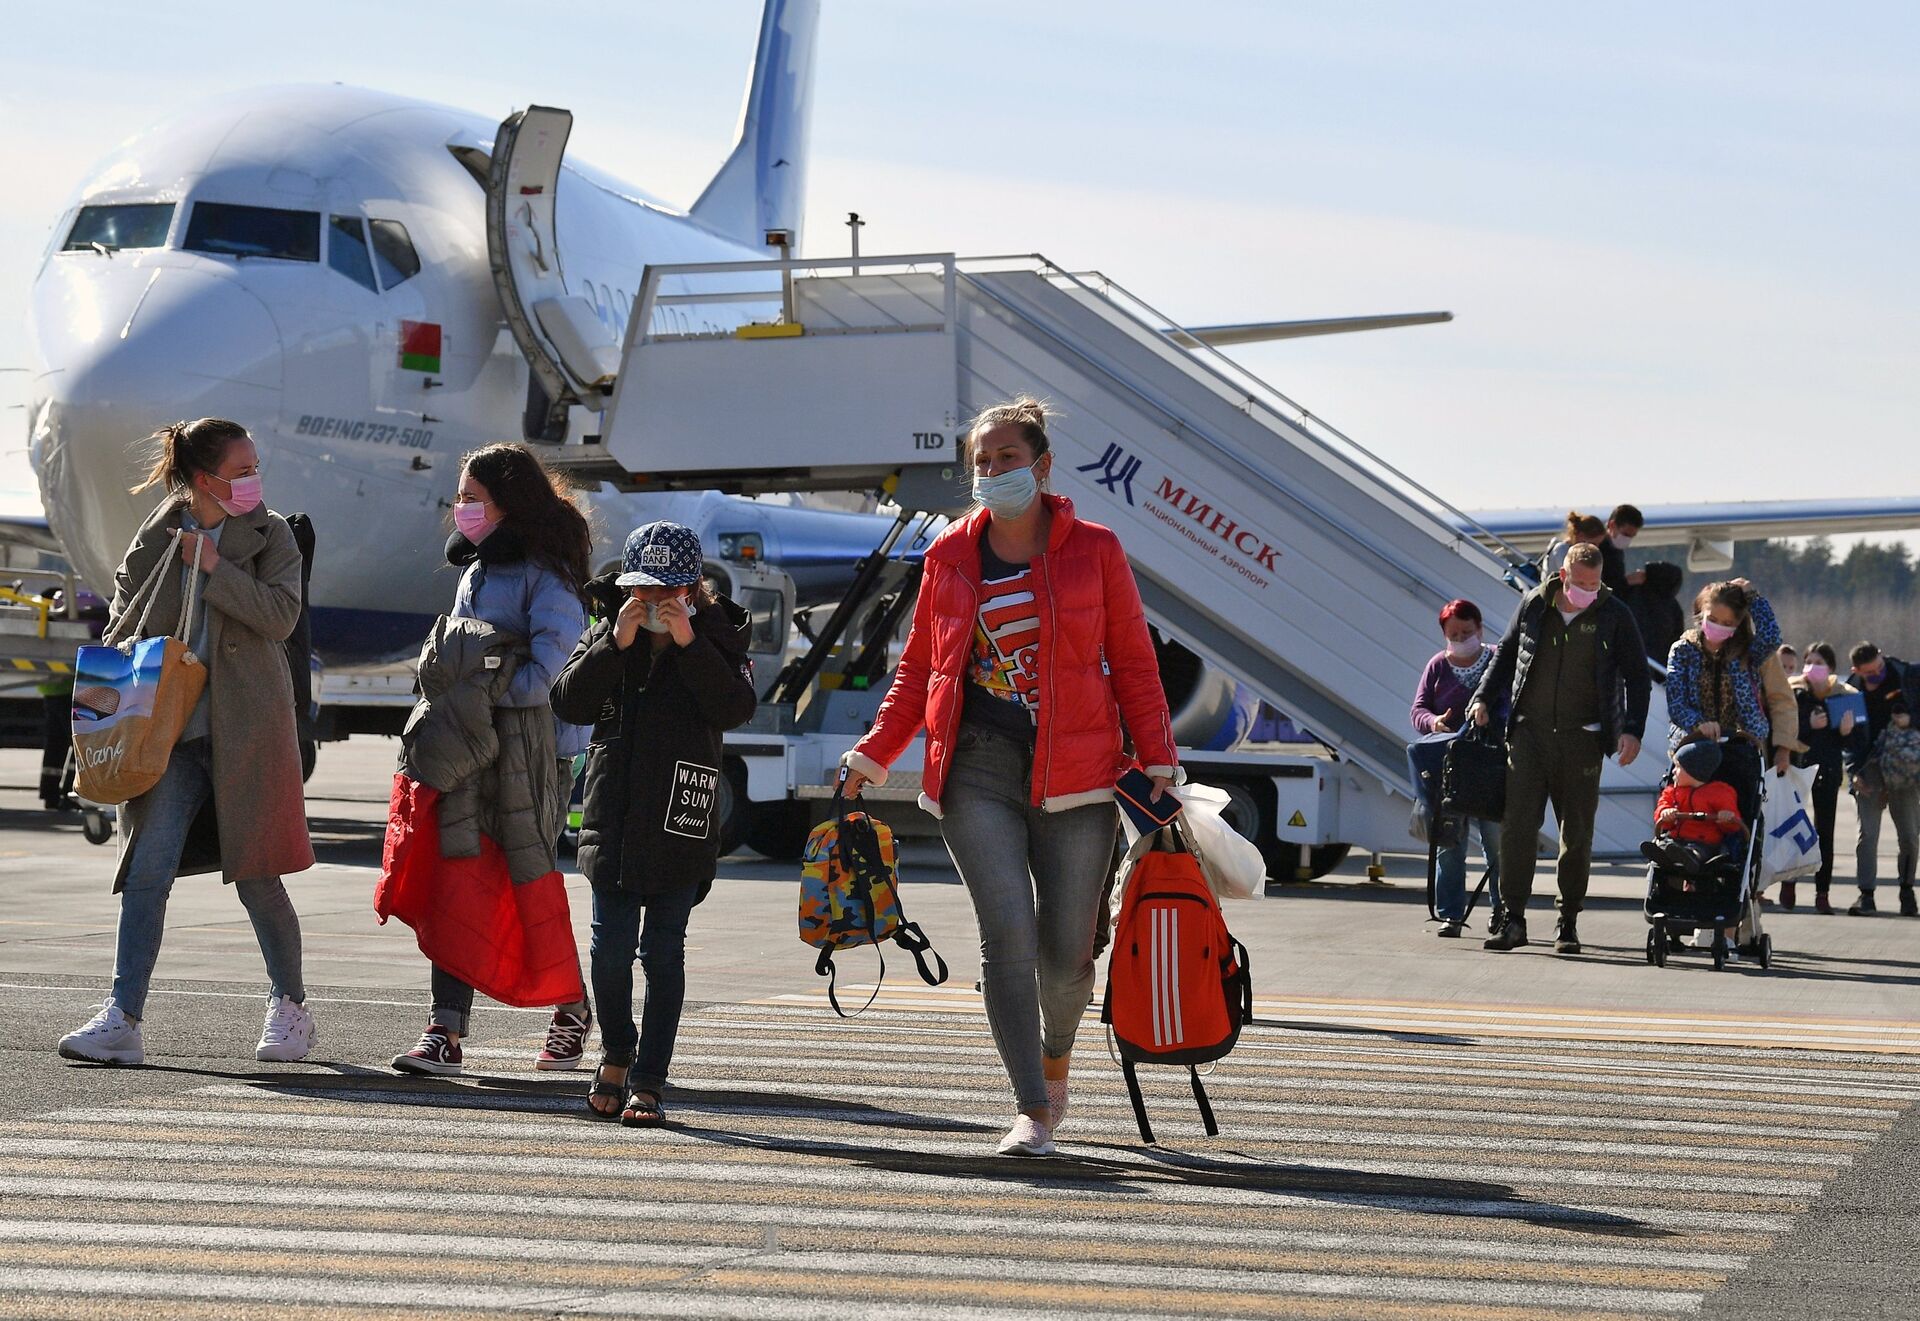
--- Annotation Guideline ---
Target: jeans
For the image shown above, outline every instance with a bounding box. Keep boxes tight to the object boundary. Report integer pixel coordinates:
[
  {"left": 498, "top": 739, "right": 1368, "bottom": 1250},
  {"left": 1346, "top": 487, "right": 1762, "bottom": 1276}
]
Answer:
[
  {"left": 590, "top": 882, "right": 699, "bottom": 1094},
  {"left": 1498, "top": 722, "right": 1604, "bottom": 918},
  {"left": 939, "top": 723, "right": 1119, "bottom": 1113},
  {"left": 1434, "top": 817, "right": 1501, "bottom": 923},
  {"left": 1855, "top": 783, "right": 1920, "bottom": 892},
  {"left": 1809, "top": 761, "right": 1841, "bottom": 892},
  {"left": 111, "top": 739, "right": 304, "bottom": 1021}
]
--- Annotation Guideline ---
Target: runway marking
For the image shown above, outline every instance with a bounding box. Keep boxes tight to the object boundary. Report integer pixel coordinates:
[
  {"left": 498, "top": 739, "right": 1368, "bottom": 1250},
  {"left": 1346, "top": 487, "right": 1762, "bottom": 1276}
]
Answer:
[{"left": 12, "top": 996, "right": 1909, "bottom": 1316}]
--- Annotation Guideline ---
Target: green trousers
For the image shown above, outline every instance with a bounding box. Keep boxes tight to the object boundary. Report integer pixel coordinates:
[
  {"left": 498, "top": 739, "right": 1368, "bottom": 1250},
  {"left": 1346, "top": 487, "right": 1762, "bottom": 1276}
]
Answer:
[{"left": 1498, "top": 721, "right": 1606, "bottom": 918}]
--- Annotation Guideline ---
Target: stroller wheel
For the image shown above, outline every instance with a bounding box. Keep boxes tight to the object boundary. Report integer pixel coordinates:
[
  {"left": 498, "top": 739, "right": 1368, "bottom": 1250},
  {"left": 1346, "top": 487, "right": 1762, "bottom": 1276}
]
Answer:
[
  {"left": 1758, "top": 933, "right": 1773, "bottom": 970},
  {"left": 1649, "top": 925, "right": 1668, "bottom": 968},
  {"left": 81, "top": 810, "right": 112, "bottom": 846},
  {"left": 1711, "top": 936, "right": 1727, "bottom": 971}
]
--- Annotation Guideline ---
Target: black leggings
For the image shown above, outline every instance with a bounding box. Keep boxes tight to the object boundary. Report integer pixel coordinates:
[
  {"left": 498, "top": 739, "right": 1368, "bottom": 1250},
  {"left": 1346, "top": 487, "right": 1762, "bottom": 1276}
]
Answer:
[{"left": 1809, "top": 760, "right": 1841, "bottom": 891}]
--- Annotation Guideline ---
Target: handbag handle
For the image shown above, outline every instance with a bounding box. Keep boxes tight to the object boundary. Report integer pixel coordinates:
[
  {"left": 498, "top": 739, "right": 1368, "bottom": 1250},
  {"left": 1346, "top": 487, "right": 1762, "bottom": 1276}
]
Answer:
[{"left": 106, "top": 529, "right": 189, "bottom": 648}]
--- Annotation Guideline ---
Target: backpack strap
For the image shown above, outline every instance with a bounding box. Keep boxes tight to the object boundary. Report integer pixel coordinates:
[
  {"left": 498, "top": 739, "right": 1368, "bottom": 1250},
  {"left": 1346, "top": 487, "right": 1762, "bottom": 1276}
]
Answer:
[
  {"left": 1229, "top": 937, "right": 1254, "bottom": 1026},
  {"left": 1188, "top": 1066, "right": 1220, "bottom": 1137},
  {"left": 1121, "top": 1058, "right": 1154, "bottom": 1145},
  {"left": 891, "top": 920, "right": 948, "bottom": 987},
  {"left": 816, "top": 942, "right": 885, "bottom": 1019}
]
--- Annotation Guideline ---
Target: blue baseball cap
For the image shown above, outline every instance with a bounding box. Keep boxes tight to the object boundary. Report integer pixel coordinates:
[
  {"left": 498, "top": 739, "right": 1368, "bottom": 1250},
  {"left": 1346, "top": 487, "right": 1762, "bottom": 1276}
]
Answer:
[{"left": 616, "top": 521, "right": 703, "bottom": 588}]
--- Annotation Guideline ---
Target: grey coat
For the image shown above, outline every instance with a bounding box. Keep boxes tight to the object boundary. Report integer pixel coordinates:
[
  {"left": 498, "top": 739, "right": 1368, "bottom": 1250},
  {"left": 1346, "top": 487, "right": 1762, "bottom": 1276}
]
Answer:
[
  {"left": 110, "top": 499, "right": 314, "bottom": 892},
  {"left": 399, "top": 615, "right": 565, "bottom": 885}
]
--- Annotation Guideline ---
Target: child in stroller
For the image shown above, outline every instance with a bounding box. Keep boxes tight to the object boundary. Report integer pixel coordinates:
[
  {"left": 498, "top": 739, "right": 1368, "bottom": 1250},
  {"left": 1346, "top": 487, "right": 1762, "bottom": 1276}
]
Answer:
[{"left": 1640, "top": 738, "right": 1772, "bottom": 969}]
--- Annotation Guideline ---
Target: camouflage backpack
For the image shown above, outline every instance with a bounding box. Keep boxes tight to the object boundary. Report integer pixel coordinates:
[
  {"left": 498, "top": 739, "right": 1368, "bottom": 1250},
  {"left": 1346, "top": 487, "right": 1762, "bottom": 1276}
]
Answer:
[
  {"left": 1876, "top": 726, "right": 1920, "bottom": 792},
  {"left": 799, "top": 789, "right": 947, "bottom": 1016}
]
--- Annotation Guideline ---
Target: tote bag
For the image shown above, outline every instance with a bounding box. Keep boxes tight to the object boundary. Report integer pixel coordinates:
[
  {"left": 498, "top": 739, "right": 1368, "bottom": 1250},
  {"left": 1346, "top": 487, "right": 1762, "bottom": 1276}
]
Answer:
[
  {"left": 72, "top": 530, "right": 208, "bottom": 804},
  {"left": 1757, "top": 762, "right": 1822, "bottom": 889}
]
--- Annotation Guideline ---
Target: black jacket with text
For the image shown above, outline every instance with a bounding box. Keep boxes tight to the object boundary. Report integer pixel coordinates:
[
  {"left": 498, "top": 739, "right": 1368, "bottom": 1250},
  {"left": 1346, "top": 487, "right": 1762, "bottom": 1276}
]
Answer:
[{"left": 550, "top": 580, "right": 758, "bottom": 897}]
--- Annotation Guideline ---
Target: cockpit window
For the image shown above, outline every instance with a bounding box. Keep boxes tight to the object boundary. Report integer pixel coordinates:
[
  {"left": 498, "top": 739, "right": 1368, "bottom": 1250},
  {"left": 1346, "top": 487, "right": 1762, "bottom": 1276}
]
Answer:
[
  {"left": 63, "top": 203, "right": 174, "bottom": 252},
  {"left": 368, "top": 219, "right": 420, "bottom": 290},
  {"left": 328, "top": 215, "right": 378, "bottom": 292},
  {"left": 184, "top": 203, "right": 320, "bottom": 261}
]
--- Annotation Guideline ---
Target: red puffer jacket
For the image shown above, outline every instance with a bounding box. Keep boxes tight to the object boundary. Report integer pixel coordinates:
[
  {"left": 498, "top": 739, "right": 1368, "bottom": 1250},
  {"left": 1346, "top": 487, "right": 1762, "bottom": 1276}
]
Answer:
[{"left": 847, "top": 495, "right": 1177, "bottom": 815}]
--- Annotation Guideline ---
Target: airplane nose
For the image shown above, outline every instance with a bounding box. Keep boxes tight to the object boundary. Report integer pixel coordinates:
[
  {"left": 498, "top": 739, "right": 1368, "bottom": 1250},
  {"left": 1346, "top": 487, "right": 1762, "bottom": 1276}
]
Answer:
[{"left": 27, "top": 259, "right": 282, "bottom": 591}]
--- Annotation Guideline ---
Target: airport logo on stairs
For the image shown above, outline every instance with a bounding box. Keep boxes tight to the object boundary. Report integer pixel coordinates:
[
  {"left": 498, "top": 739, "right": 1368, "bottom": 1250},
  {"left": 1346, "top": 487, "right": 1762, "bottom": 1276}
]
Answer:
[
  {"left": 1078, "top": 442, "right": 1281, "bottom": 589},
  {"left": 1077, "top": 443, "right": 1142, "bottom": 505}
]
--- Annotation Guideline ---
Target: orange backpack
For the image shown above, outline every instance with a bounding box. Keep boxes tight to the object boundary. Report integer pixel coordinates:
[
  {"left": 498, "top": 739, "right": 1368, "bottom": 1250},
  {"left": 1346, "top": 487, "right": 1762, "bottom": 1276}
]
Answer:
[{"left": 1100, "top": 830, "right": 1252, "bottom": 1143}]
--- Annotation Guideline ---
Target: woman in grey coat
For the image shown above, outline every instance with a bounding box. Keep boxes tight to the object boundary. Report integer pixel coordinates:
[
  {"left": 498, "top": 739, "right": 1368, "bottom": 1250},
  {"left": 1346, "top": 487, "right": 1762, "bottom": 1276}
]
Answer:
[{"left": 58, "top": 418, "right": 316, "bottom": 1066}]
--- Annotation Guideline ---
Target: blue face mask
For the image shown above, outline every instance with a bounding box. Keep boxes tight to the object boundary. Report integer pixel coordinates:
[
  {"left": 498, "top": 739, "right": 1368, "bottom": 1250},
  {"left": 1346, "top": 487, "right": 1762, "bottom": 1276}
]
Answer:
[{"left": 973, "top": 465, "right": 1038, "bottom": 519}]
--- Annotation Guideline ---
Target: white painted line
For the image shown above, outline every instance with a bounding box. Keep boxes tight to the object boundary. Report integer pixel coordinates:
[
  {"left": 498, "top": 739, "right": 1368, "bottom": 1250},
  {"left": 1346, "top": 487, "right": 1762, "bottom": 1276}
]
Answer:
[
  {"left": 0, "top": 1211, "right": 1747, "bottom": 1272},
  {"left": 0, "top": 1173, "right": 1794, "bottom": 1233},
  {"left": 36, "top": 1106, "right": 1852, "bottom": 1168},
  {"left": 183, "top": 1077, "right": 1898, "bottom": 1126},
  {"left": 0, "top": 1137, "right": 1827, "bottom": 1199},
  {"left": 452, "top": 1046, "right": 1920, "bottom": 1104},
  {"left": 457, "top": 1038, "right": 1920, "bottom": 1100},
  {"left": 157, "top": 1088, "right": 1887, "bottom": 1142}
]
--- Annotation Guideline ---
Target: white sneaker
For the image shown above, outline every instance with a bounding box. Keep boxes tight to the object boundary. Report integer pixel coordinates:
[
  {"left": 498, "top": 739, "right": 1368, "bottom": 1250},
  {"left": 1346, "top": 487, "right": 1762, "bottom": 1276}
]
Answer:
[
  {"left": 997, "top": 1114, "right": 1055, "bottom": 1157},
  {"left": 255, "top": 995, "right": 316, "bottom": 1063},
  {"left": 58, "top": 1002, "right": 144, "bottom": 1064},
  {"left": 1045, "top": 1077, "right": 1069, "bottom": 1133}
]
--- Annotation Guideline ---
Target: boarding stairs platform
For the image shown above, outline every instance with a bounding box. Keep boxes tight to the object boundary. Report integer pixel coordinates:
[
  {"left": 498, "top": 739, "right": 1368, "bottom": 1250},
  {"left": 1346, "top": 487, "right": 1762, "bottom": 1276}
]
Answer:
[{"left": 576, "top": 253, "right": 1666, "bottom": 858}]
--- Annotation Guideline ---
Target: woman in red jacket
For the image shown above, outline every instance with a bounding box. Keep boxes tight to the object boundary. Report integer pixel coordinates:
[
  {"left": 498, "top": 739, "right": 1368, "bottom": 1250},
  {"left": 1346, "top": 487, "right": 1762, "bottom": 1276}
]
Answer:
[{"left": 842, "top": 398, "right": 1178, "bottom": 1156}]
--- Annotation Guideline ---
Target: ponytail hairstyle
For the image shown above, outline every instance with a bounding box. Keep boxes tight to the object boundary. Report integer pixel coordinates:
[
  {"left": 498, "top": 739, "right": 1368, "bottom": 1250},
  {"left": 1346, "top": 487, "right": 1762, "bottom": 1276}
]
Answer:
[
  {"left": 132, "top": 418, "right": 250, "bottom": 497},
  {"left": 960, "top": 396, "right": 1053, "bottom": 478},
  {"left": 1563, "top": 510, "right": 1606, "bottom": 543},
  {"left": 458, "top": 443, "right": 593, "bottom": 599}
]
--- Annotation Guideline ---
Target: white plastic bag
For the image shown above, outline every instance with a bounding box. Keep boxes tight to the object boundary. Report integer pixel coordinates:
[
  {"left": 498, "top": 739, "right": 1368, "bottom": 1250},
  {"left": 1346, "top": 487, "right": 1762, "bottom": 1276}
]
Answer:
[
  {"left": 1757, "top": 763, "right": 1822, "bottom": 889},
  {"left": 1114, "top": 784, "right": 1268, "bottom": 902}
]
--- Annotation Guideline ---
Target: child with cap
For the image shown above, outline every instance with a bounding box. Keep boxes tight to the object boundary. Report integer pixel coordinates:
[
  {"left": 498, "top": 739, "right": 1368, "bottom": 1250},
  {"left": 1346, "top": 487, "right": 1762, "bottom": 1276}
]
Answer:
[{"left": 550, "top": 521, "right": 759, "bottom": 1126}]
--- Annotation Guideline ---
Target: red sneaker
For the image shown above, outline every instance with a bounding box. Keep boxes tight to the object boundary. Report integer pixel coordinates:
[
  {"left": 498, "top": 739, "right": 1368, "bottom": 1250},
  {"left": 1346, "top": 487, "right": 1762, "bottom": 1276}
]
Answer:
[
  {"left": 536, "top": 1006, "right": 593, "bottom": 1070},
  {"left": 392, "top": 1025, "right": 463, "bottom": 1076}
]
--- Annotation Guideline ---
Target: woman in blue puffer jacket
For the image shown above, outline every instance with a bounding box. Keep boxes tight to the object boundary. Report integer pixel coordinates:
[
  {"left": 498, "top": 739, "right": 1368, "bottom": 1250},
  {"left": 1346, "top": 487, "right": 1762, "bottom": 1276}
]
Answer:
[{"left": 391, "top": 443, "right": 596, "bottom": 1077}]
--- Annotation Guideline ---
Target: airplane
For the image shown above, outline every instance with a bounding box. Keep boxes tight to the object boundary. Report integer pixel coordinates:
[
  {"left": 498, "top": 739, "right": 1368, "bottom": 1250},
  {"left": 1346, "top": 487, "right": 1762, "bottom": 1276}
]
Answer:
[{"left": 16, "top": 0, "right": 1920, "bottom": 757}]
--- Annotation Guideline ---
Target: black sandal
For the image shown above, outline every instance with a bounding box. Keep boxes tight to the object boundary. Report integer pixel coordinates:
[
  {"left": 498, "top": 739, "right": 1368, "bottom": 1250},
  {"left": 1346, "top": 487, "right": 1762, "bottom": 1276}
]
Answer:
[
  {"left": 620, "top": 1087, "right": 665, "bottom": 1128},
  {"left": 587, "top": 1058, "right": 629, "bottom": 1120}
]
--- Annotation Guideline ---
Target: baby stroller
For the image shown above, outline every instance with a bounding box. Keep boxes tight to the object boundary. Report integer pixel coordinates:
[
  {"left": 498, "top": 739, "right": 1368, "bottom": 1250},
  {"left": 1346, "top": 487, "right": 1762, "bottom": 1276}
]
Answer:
[{"left": 1642, "top": 741, "right": 1772, "bottom": 971}]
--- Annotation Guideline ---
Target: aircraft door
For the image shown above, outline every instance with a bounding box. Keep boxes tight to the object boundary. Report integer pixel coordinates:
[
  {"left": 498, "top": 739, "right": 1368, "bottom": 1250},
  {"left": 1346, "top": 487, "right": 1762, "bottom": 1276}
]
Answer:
[{"left": 486, "top": 105, "right": 614, "bottom": 440}]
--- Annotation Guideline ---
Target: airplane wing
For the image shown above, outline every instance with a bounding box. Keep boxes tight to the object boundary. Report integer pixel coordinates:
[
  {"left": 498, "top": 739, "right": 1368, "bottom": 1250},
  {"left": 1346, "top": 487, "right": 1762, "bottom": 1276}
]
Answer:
[
  {"left": 1463, "top": 497, "right": 1920, "bottom": 563},
  {"left": 1165, "top": 311, "right": 1452, "bottom": 348}
]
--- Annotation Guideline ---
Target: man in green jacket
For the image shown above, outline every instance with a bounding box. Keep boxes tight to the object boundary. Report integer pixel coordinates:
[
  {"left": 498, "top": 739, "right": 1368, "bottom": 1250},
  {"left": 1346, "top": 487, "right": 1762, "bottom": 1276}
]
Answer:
[{"left": 1469, "top": 542, "right": 1650, "bottom": 954}]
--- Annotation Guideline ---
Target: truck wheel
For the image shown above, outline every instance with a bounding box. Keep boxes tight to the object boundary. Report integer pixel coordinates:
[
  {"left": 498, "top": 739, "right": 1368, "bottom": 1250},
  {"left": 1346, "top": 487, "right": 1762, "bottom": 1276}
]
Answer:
[
  {"left": 717, "top": 761, "right": 750, "bottom": 858},
  {"left": 746, "top": 800, "right": 812, "bottom": 861}
]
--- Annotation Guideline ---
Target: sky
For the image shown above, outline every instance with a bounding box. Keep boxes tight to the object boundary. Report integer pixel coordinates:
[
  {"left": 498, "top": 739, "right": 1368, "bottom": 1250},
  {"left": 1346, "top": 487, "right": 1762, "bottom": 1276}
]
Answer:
[{"left": 1, "top": 0, "right": 1915, "bottom": 526}]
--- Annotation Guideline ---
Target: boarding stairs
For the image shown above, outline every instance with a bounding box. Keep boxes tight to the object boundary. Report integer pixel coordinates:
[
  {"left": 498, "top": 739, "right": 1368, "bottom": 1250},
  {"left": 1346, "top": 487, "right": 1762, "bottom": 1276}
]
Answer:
[{"left": 579, "top": 253, "right": 1666, "bottom": 857}]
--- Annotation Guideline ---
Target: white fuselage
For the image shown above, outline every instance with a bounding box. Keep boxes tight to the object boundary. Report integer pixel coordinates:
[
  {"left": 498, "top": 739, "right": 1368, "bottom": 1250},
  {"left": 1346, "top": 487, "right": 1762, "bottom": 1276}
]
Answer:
[{"left": 24, "top": 84, "right": 812, "bottom": 664}]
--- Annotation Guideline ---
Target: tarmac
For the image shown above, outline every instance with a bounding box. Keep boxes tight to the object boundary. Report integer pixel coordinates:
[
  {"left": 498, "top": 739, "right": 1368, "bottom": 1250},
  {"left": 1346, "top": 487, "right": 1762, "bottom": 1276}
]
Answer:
[{"left": 1, "top": 736, "right": 1917, "bottom": 1318}]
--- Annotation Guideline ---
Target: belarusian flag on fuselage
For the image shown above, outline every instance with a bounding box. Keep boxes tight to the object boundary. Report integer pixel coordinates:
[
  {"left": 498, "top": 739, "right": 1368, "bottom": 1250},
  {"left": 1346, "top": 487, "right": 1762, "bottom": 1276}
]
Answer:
[{"left": 399, "top": 320, "right": 441, "bottom": 373}]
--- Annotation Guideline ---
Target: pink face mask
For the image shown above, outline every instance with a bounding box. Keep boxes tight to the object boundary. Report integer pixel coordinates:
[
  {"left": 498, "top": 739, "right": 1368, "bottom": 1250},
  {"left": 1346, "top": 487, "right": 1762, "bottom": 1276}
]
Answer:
[
  {"left": 1803, "top": 663, "right": 1832, "bottom": 687},
  {"left": 211, "top": 473, "right": 263, "bottom": 517},
  {"left": 1701, "top": 618, "right": 1738, "bottom": 644},
  {"left": 1560, "top": 580, "right": 1599, "bottom": 610},
  {"left": 453, "top": 501, "right": 499, "bottom": 543}
]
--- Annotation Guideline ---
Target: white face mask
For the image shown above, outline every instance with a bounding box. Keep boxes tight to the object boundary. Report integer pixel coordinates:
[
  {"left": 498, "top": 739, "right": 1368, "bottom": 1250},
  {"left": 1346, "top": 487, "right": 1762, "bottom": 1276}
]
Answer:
[
  {"left": 973, "top": 465, "right": 1039, "bottom": 519},
  {"left": 636, "top": 596, "right": 694, "bottom": 633},
  {"left": 1446, "top": 633, "right": 1482, "bottom": 661},
  {"left": 1610, "top": 533, "right": 1634, "bottom": 551}
]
